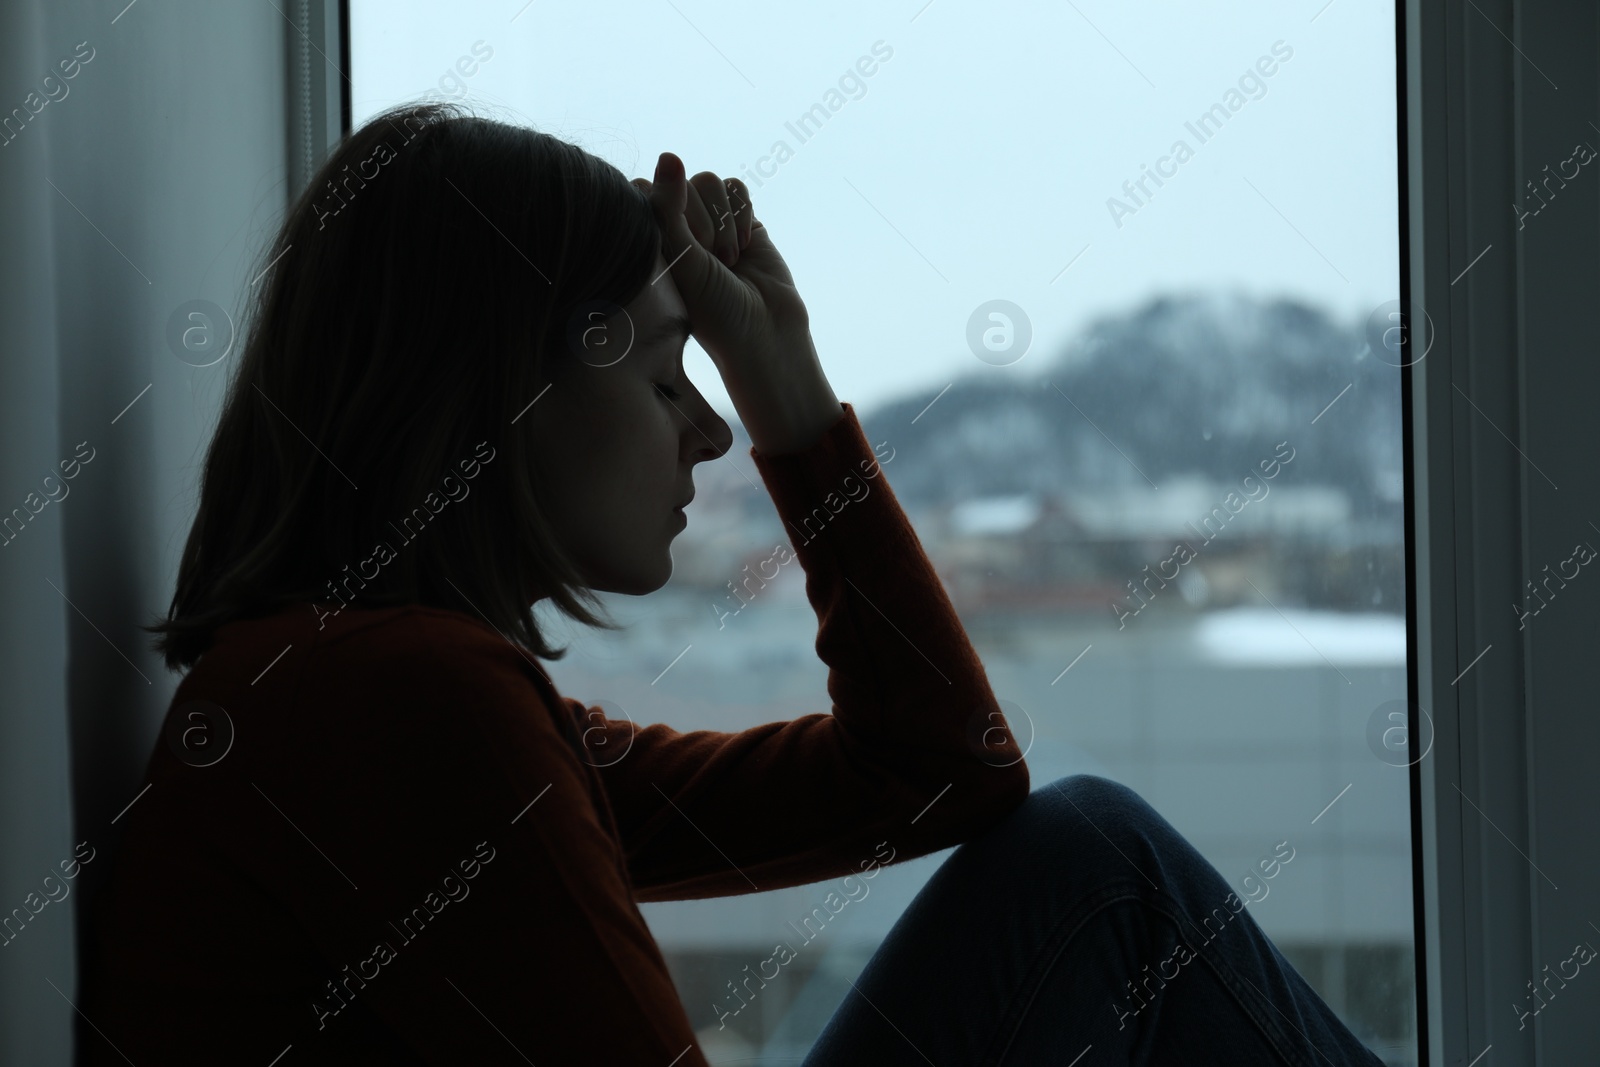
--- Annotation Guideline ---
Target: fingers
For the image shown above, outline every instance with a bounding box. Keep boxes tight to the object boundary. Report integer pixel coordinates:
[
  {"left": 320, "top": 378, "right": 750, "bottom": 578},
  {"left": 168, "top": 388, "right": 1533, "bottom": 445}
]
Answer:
[
  {"left": 680, "top": 174, "right": 716, "bottom": 254},
  {"left": 725, "top": 177, "right": 753, "bottom": 251},
  {"left": 688, "top": 171, "right": 740, "bottom": 266},
  {"left": 643, "top": 152, "right": 751, "bottom": 270}
]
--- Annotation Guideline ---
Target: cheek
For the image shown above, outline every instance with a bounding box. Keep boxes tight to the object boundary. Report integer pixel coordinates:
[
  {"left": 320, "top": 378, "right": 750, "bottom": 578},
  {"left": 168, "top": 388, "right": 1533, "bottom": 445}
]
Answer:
[
  {"left": 542, "top": 430, "right": 661, "bottom": 531},
  {"left": 536, "top": 374, "right": 677, "bottom": 518}
]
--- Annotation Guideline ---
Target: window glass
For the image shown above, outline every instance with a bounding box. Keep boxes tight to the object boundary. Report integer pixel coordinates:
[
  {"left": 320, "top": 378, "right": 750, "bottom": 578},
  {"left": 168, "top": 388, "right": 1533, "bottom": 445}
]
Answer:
[{"left": 353, "top": 4, "right": 1414, "bottom": 1061}]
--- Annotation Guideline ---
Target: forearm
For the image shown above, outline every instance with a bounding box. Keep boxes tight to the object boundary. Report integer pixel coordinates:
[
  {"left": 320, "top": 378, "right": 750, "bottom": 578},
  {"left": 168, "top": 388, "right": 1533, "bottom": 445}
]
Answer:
[{"left": 735, "top": 333, "right": 845, "bottom": 457}]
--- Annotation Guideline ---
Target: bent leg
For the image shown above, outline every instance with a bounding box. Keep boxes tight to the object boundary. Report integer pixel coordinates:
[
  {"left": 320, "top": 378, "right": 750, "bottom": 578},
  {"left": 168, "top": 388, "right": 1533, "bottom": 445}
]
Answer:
[{"left": 800, "top": 774, "right": 1388, "bottom": 1067}]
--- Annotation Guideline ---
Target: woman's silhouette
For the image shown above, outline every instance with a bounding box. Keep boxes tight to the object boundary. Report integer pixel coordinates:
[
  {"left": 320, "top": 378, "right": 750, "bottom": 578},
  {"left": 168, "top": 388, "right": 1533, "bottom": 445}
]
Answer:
[{"left": 76, "top": 101, "right": 1389, "bottom": 1066}]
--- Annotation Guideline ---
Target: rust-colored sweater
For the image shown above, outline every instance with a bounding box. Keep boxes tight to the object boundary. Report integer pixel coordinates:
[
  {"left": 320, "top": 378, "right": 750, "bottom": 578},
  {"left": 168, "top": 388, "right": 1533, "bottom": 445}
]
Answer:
[{"left": 77, "top": 402, "right": 1030, "bottom": 1065}]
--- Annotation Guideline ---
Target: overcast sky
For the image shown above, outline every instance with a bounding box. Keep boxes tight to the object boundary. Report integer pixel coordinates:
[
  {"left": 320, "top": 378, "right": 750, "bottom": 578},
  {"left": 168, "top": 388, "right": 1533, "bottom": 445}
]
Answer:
[{"left": 349, "top": 0, "right": 1398, "bottom": 418}]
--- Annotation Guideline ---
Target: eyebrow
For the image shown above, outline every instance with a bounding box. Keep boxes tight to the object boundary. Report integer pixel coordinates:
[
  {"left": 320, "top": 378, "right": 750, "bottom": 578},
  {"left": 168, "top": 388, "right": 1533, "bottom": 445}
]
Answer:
[{"left": 640, "top": 313, "right": 692, "bottom": 349}]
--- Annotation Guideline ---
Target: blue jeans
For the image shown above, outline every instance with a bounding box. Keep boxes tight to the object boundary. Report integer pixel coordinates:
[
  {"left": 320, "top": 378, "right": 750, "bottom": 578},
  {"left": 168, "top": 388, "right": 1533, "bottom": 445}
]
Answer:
[{"left": 800, "top": 774, "right": 1391, "bottom": 1066}]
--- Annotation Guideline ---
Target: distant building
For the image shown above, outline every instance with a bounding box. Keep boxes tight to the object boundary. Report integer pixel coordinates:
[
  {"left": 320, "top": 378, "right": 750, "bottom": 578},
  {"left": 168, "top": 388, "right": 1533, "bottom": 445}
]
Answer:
[{"left": 915, "top": 480, "right": 1353, "bottom": 615}]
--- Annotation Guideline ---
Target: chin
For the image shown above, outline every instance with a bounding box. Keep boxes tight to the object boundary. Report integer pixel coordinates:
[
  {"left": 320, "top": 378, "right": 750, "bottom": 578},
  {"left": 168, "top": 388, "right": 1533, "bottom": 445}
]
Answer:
[{"left": 588, "top": 557, "right": 674, "bottom": 597}]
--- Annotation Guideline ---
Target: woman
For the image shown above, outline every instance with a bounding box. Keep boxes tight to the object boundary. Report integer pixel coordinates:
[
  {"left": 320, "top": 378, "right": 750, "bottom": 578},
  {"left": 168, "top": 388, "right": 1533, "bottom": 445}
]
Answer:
[{"left": 76, "top": 101, "right": 1389, "bottom": 1065}]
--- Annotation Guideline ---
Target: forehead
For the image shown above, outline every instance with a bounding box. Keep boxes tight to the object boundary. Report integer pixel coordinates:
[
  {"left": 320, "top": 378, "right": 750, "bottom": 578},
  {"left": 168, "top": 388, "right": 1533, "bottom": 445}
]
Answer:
[{"left": 626, "top": 251, "right": 687, "bottom": 325}]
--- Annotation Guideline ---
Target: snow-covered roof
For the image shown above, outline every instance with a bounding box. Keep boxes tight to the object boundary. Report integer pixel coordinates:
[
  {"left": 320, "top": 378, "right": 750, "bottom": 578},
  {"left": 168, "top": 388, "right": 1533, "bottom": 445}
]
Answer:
[
  {"left": 1191, "top": 607, "right": 1407, "bottom": 665},
  {"left": 948, "top": 494, "right": 1042, "bottom": 536}
]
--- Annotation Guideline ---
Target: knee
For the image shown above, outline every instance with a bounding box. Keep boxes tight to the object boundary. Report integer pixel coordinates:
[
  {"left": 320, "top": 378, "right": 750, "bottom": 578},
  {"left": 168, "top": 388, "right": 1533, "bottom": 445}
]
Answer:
[
  {"left": 944, "top": 773, "right": 1192, "bottom": 898},
  {"left": 1038, "top": 773, "right": 1152, "bottom": 821},
  {"left": 1020, "top": 773, "right": 1175, "bottom": 860},
  {"left": 1042, "top": 772, "right": 1142, "bottom": 807}
]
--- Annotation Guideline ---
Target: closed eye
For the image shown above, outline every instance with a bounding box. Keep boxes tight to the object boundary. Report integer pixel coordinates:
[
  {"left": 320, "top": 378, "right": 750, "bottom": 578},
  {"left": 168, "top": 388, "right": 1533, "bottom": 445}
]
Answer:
[{"left": 655, "top": 382, "right": 683, "bottom": 401}]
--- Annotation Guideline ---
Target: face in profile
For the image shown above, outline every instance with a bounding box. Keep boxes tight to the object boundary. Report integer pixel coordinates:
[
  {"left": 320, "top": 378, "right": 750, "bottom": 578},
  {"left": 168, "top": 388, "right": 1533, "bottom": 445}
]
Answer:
[{"left": 527, "top": 251, "right": 734, "bottom": 597}]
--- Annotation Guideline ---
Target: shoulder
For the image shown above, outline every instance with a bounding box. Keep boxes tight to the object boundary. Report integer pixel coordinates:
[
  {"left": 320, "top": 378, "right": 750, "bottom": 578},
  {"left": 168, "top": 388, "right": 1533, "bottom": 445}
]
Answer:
[
  {"left": 309, "top": 603, "right": 544, "bottom": 689},
  {"left": 177, "top": 601, "right": 573, "bottom": 784},
  {"left": 293, "top": 602, "right": 565, "bottom": 750},
  {"left": 311, "top": 600, "right": 521, "bottom": 661}
]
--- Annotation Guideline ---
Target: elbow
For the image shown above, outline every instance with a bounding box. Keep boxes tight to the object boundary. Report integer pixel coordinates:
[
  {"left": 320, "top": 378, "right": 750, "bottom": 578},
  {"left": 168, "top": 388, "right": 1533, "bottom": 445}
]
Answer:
[
  {"left": 965, "top": 700, "right": 1030, "bottom": 814},
  {"left": 950, "top": 756, "right": 1031, "bottom": 833},
  {"left": 1003, "top": 758, "right": 1031, "bottom": 810},
  {"left": 992, "top": 759, "right": 1032, "bottom": 819},
  {"left": 892, "top": 758, "right": 1032, "bottom": 859}
]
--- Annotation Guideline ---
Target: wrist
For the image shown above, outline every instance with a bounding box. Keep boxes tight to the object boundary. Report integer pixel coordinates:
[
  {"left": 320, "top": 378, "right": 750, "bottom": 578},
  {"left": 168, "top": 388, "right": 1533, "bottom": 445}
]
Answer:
[
  {"left": 741, "top": 340, "right": 843, "bottom": 456},
  {"left": 749, "top": 393, "right": 845, "bottom": 456},
  {"left": 729, "top": 329, "right": 844, "bottom": 454}
]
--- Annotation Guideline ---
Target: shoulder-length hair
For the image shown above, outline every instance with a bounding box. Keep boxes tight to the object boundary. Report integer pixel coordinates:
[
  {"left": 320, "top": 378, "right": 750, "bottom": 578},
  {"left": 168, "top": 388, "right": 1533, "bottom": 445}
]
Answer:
[{"left": 144, "top": 100, "right": 659, "bottom": 672}]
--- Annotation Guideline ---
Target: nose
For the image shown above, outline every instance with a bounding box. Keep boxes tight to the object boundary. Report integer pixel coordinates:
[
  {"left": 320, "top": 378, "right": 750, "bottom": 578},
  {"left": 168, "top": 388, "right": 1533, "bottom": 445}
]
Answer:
[{"left": 689, "top": 406, "right": 734, "bottom": 463}]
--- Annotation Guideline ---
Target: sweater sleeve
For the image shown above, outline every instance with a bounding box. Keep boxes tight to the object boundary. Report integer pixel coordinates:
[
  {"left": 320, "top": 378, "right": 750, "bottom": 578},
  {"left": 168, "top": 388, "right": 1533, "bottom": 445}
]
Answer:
[{"left": 591, "top": 401, "right": 1032, "bottom": 903}]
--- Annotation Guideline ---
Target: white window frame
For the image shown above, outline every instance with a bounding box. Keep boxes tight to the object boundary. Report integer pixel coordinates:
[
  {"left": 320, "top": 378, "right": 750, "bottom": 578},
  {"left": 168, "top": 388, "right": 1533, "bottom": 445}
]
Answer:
[{"left": 1406, "top": 0, "right": 1597, "bottom": 1063}]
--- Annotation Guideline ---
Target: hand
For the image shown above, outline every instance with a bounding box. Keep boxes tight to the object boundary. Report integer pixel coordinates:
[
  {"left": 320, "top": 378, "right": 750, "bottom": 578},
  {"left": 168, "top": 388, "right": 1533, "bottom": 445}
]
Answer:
[
  {"left": 631, "top": 151, "right": 808, "bottom": 360},
  {"left": 632, "top": 152, "right": 842, "bottom": 455}
]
